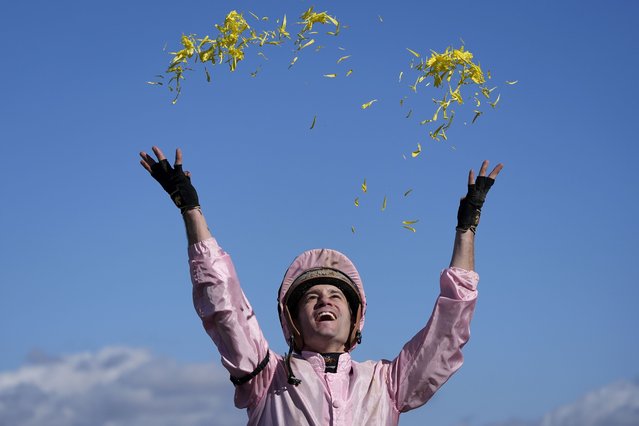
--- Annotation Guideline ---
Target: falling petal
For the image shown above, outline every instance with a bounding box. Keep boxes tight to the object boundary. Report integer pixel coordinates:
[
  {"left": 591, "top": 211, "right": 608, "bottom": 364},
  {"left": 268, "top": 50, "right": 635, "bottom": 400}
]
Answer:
[
  {"left": 338, "top": 46, "right": 346, "bottom": 51},
  {"left": 506, "top": 80, "right": 518, "bottom": 85},
  {"left": 310, "top": 115, "right": 317, "bottom": 129},
  {"left": 346, "top": 69, "right": 353, "bottom": 76},
  {"left": 248, "top": 11, "right": 259, "bottom": 20},
  {"left": 406, "top": 109, "right": 412, "bottom": 118},
  {"left": 403, "top": 189, "right": 413, "bottom": 197},
  {"left": 361, "top": 99, "right": 378, "bottom": 109},
  {"left": 402, "top": 219, "right": 419, "bottom": 225},
  {"left": 399, "top": 71, "right": 403, "bottom": 82},
  {"left": 378, "top": 15, "right": 383, "bottom": 22},
  {"left": 489, "top": 94, "right": 501, "bottom": 108},
  {"left": 411, "top": 143, "right": 422, "bottom": 158},
  {"left": 324, "top": 73, "right": 337, "bottom": 78},
  {"left": 361, "top": 179, "right": 367, "bottom": 193},
  {"left": 472, "top": 110, "right": 483, "bottom": 124},
  {"left": 257, "top": 52, "right": 269, "bottom": 60},
  {"left": 300, "top": 39, "right": 315, "bottom": 49},
  {"left": 381, "top": 196, "right": 387, "bottom": 211},
  {"left": 204, "top": 67, "right": 211, "bottom": 82},
  {"left": 354, "top": 197, "right": 359, "bottom": 207},
  {"left": 402, "top": 225, "right": 417, "bottom": 232},
  {"left": 337, "top": 55, "right": 351, "bottom": 64},
  {"left": 351, "top": 226, "right": 356, "bottom": 234},
  {"left": 406, "top": 48, "right": 420, "bottom": 57},
  {"left": 146, "top": 81, "right": 163, "bottom": 85},
  {"left": 288, "top": 56, "right": 298, "bottom": 69}
]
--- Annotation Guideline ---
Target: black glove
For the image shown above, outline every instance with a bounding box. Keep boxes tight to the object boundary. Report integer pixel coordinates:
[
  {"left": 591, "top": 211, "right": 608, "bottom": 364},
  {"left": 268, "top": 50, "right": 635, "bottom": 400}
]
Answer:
[
  {"left": 456, "top": 176, "right": 494, "bottom": 234},
  {"left": 150, "top": 159, "right": 200, "bottom": 213}
]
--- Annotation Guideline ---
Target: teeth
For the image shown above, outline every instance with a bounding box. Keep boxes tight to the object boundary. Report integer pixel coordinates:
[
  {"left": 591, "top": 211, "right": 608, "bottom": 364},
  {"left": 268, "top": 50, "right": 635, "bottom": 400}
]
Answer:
[{"left": 318, "top": 311, "right": 336, "bottom": 320}]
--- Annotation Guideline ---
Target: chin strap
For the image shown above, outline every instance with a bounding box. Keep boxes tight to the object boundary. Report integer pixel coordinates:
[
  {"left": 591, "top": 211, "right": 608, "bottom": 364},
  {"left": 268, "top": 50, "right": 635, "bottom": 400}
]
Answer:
[
  {"left": 230, "top": 350, "right": 271, "bottom": 386},
  {"left": 285, "top": 336, "right": 302, "bottom": 386}
]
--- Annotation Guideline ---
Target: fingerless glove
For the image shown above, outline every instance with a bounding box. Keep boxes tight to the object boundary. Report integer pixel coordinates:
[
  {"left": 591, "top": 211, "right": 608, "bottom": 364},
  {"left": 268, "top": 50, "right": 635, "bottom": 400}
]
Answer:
[{"left": 150, "top": 159, "right": 200, "bottom": 213}]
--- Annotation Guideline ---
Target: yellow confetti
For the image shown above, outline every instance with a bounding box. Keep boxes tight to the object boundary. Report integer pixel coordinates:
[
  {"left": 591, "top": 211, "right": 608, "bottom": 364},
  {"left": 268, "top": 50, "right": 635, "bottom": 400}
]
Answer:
[
  {"left": 337, "top": 55, "right": 351, "bottom": 64},
  {"left": 403, "top": 189, "right": 413, "bottom": 197},
  {"left": 381, "top": 196, "right": 387, "bottom": 211},
  {"left": 402, "top": 219, "right": 419, "bottom": 225},
  {"left": 351, "top": 226, "right": 356, "bottom": 234},
  {"left": 471, "top": 110, "right": 482, "bottom": 124},
  {"left": 361, "top": 179, "right": 367, "bottom": 193},
  {"left": 248, "top": 11, "right": 260, "bottom": 20},
  {"left": 300, "top": 38, "right": 315, "bottom": 49},
  {"left": 324, "top": 73, "right": 337, "bottom": 78},
  {"left": 346, "top": 69, "right": 353, "bottom": 76},
  {"left": 354, "top": 197, "right": 359, "bottom": 207},
  {"left": 402, "top": 225, "right": 417, "bottom": 232},
  {"left": 506, "top": 80, "right": 518, "bottom": 85},
  {"left": 310, "top": 115, "right": 317, "bottom": 129},
  {"left": 411, "top": 143, "right": 422, "bottom": 158},
  {"left": 489, "top": 93, "right": 501, "bottom": 108},
  {"left": 361, "top": 99, "right": 377, "bottom": 109},
  {"left": 288, "top": 56, "right": 298, "bottom": 69},
  {"left": 406, "top": 48, "right": 421, "bottom": 58}
]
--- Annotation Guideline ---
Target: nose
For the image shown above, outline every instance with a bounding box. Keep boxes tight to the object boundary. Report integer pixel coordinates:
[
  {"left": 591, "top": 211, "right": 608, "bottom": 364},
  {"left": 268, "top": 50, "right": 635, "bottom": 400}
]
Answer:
[{"left": 315, "top": 292, "right": 333, "bottom": 307}]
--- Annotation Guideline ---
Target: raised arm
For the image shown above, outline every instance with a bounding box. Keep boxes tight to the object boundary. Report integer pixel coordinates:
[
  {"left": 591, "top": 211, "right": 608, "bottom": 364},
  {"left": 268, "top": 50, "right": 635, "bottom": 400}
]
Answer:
[
  {"left": 139, "top": 146, "right": 273, "bottom": 408},
  {"left": 449, "top": 160, "right": 504, "bottom": 271},
  {"left": 388, "top": 160, "right": 503, "bottom": 412}
]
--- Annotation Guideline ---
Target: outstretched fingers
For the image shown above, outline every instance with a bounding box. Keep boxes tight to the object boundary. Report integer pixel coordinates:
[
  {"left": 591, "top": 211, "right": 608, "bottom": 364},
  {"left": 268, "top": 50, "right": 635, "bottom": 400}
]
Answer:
[
  {"left": 488, "top": 163, "right": 504, "bottom": 179},
  {"left": 175, "top": 148, "right": 183, "bottom": 166},
  {"left": 468, "top": 168, "right": 475, "bottom": 186}
]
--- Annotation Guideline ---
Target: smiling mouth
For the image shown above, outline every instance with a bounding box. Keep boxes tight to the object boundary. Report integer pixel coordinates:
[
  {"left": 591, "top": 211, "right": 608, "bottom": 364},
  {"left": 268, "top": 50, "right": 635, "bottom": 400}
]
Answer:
[{"left": 316, "top": 311, "right": 337, "bottom": 322}]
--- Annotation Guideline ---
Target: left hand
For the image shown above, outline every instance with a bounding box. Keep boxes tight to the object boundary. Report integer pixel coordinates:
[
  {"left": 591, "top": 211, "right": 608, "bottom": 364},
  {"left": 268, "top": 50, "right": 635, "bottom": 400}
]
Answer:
[{"left": 456, "top": 160, "right": 504, "bottom": 233}]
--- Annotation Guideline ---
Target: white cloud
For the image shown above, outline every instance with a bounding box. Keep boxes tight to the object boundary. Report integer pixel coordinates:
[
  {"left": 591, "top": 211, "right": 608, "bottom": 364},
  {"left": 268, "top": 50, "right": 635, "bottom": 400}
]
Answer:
[
  {"left": 482, "top": 378, "right": 639, "bottom": 426},
  {"left": 540, "top": 378, "right": 639, "bottom": 426},
  {"left": 0, "top": 347, "right": 245, "bottom": 426}
]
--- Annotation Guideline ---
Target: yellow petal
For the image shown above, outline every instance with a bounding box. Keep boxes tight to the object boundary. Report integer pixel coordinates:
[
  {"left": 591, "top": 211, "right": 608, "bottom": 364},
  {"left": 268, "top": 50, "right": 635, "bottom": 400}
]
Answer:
[
  {"left": 300, "top": 39, "right": 315, "bottom": 49},
  {"left": 337, "top": 55, "right": 351, "bottom": 64},
  {"left": 402, "top": 225, "right": 416, "bottom": 232},
  {"left": 506, "top": 80, "right": 518, "bottom": 85},
  {"left": 346, "top": 69, "right": 353, "bottom": 76},
  {"left": 354, "top": 197, "right": 359, "bottom": 207},
  {"left": 406, "top": 109, "right": 412, "bottom": 118},
  {"left": 378, "top": 15, "right": 383, "bottom": 22},
  {"left": 402, "top": 219, "right": 419, "bottom": 225},
  {"left": 472, "top": 110, "right": 483, "bottom": 124},
  {"left": 323, "top": 73, "right": 337, "bottom": 78},
  {"left": 351, "top": 226, "right": 356, "bottom": 234},
  {"left": 310, "top": 115, "right": 317, "bottom": 129},
  {"left": 406, "top": 48, "right": 420, "bottom": 57},
  {"left": 381, "top": 196, "right": 387, "bottom": 211},
  {"left": 399, "top": 71, "right": 403, "bottom": 82},
  {"left": 489, "top": 94, "right": 501, "bottom": 108},
  {"left": 361, "top": 99, "right": 377, "bottom": 109},
  {"left": 411, "top": 143, "right": 421, "bottom": 158},
  {"left": 361, "top": 179, "right": 367, "bottom": 193},
  {"left": 288, "top": 56, "right": 298, "bottom": 69},
  {"left": 403, "top": 189, "right": 413, "bottom": 197}
]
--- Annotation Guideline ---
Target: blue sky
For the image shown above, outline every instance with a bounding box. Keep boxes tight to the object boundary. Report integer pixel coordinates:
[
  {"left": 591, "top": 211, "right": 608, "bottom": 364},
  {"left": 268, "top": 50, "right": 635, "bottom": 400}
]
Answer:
[{"left": 1, "top": 0, "right": 638, "bottom": 425}]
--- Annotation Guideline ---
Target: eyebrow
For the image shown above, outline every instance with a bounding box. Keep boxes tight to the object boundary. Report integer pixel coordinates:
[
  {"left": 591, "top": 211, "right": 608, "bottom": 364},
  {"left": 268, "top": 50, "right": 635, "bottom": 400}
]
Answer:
[{"left": 304, "top": 288, "right": 343, "bottom": 297}]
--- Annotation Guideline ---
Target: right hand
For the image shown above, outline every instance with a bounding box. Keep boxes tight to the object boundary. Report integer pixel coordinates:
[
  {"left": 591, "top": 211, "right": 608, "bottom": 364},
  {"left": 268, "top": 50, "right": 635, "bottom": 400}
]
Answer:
[{"left": 139, "top": 146, "right": 200, "bottom": 213}]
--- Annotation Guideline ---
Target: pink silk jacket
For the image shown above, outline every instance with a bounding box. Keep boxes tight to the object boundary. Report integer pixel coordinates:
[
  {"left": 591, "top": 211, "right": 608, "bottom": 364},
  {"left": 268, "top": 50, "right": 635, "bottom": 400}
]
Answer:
[{"left": 189, "top": 238, "right": 479, "bottom": 426}]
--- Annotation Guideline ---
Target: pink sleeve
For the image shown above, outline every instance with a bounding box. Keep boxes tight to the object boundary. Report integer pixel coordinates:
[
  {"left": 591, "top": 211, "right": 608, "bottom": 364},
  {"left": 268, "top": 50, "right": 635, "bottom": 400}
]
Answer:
[
  {"left": 188, "top": 238, "right": 274, "bottom": 408},
  {"left": 386, "top": 266, "right": 479, "bottom": 412}
]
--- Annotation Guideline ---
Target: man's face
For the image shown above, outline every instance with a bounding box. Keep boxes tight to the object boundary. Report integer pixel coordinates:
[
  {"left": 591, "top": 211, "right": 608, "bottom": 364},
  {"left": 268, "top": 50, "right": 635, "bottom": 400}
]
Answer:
[{"left": 295, "top": 284, "right": 352, "bottom": 353}]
